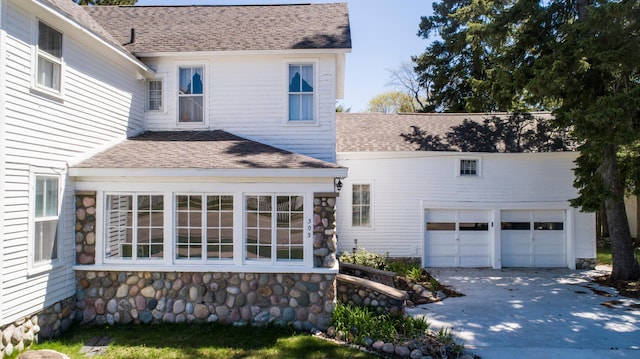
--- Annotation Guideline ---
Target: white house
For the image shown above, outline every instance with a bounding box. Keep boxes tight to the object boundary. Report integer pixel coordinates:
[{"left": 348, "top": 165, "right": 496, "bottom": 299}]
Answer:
[
  {"left": 0, "top": 0, "right": 350, "bottom": 354},
  {"left": 335, "top": 112, "right": 596, "bottom": 270}
]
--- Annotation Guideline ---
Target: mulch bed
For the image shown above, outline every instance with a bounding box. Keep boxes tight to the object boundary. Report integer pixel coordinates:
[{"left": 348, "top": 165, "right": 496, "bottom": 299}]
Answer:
[{"left": 593, "top": 275, "right": 640, "bottom": 300}]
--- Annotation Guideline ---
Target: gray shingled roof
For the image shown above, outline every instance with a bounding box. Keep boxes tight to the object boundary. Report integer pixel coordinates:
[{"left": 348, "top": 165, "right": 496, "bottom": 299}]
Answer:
[
  {"left": 39, "top": 0, "right": 139, "bottom": 61},
  {"left": 84, "top": 3, "right": 351, "bottom": 54},
  {"left": 73, "top": 130, "right": 342, "bottom": 170},
  {"left": 336, "top": 112, "right": 553, "bottom": 152}
]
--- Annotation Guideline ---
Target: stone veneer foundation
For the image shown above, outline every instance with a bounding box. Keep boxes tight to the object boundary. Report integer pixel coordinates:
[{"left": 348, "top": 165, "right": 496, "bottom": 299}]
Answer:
[
  {"left": 576, "top": 258, "right": 597, "bottom": 270},
  {"left": 0, "top": 297, "right": 75, "bottom": 357},
  {"left": 74, "top": 192, "right": 341, "bottom": 330}
]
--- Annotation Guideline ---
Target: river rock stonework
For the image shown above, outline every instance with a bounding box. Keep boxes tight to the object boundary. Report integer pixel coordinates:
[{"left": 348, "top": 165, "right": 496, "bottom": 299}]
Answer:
[
  {"left": 576, "top": 258, "right": 597, "bottom": 269},
  {"left": 313, "top": 193, "right": 338, "bottom": 268},
  {"left": 0, "top": 296, "right": 75, "bottom": 358},
  {"left": 75, "top": 192, "right": 97, "bottom": 265},
  {"left": 75, "top": 271, "right": 336, "bottom": 331}
]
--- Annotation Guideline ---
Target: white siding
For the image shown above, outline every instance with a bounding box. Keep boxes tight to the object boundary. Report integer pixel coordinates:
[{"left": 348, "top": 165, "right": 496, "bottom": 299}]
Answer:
[
  {"left": 336, "top": 151, "right": 596, "bottom": 266},
  {"left": 143, "top": 54, "right": 338, "bottom": 163},
  {"left": 1, "top": 1, "right": 145, "bottom": 325}
]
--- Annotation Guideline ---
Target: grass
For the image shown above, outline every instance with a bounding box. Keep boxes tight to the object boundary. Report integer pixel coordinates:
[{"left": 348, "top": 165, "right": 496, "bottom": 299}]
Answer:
[
  {"left": 13, "top": 323, "right": 377, "bottom": 359},
  {"left": 597, "top": 245, "right": 640, "bottom": 266}
]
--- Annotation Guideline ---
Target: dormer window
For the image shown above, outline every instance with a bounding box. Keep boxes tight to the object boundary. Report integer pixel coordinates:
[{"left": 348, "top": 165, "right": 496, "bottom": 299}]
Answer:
[
  {"left": 178, "top": 66, "right": 204, "bottom": 123},
  {"left": 147, "top": 80, "right": 163, "bottom": 111},
  {"left": 288, "top": 64, "right": 314, "bottom": 121},
  {"left": 36, "top": 21, "right": 62, "bottom": 92}
]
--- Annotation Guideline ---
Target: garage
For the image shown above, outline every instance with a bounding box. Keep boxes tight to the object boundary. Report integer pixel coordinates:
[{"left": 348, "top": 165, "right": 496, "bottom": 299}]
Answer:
[
  {"left": 424, "top": 209, "right": 491, "bottom": 267},
  {"left": 501, "top": 210, "right": 566, "bottom": 267}
]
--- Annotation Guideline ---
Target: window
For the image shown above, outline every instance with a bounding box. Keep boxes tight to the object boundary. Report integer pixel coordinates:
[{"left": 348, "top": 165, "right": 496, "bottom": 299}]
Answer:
[
  {"left": 288, "top": 64, "right": 314, "bottom": 121},
  {"left": 459, "top": 159, "right": 478, "bottom": 176},
  {"left": 105, "top": 194, "right": 164, "bottom": 260},
  {"left": 34, "top": 175, "right": 59, "bottom": 264},
  {"left": 147, "top": 80, "right": 163, "bottom": 111},
  {"left": 245, "top": 195, "right": 304, "bottom": 262},
  {"left": 176, "top": 194, "right": 234, "bottom": 260},
  {"left": 36, "top": 21, "right": 62, "bottom": 92},
  {"left": 178, "top": 66, "right": 203, "bottom": 123},
  {"left": 352, "top": 184, "right": 371, "bottom": 226}
]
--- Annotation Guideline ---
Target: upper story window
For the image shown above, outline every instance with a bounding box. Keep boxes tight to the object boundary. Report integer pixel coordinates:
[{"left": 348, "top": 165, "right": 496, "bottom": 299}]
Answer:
[
  {"left": 33, "top": 175, "right": 60, "bottom": 264},
  {"left": 459, "top": 159, "right": 478, "bottom": 176},
  {"left": 178, "top": 66, "right": 204, "bottom": 123},
  {"left": 352, "top": 184, "right": 371, "bottom": 227},
  {"left": 36, "top": 21, "right": 62, "bottom": 92},
  {"left": 147, "top": 80, "right": 163, "bottom": 111},
  {"left": 288, "top": 64, "right": 314, "bottom": 121}
]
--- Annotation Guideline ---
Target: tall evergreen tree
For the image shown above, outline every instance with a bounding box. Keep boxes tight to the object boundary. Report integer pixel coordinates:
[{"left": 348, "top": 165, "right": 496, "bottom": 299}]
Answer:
[{"left": 416, "top": 0, "right": 640, "bottom": 280}]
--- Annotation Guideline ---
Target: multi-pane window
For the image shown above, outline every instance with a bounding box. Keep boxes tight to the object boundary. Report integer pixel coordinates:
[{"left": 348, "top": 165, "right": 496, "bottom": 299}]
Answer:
[
  {"left": 37, "top": 21, "right": 62, "bottom": 92},
  {"left": 178, "top": 66, "right": 204, "bottom": 123},
  {"left": 288, "top": 64, "right": 314, "bottom": 121},
  {"left": 176, "top": 194, "right": 234, "bottom": 260},
  {"left": 352, "top": 184, "right": 371, "bottom": 227},
  {"left": 105, "top": 194, "right": 164, "bottom": 260},
  {"left": 147, "top": 80, "right": 163, "bottom": 111},
  {"left": 245, "top": 195, "right": 272, "bottom": 260},
  {"left": 34, "top": 176, "right": 59, "bottom": 263},
  {"left": 276, "top": 196, "right": 304, "bottom": 261},
  {"left": 459, "top": 159, "right": 478, "bottom": 176},
  {"left": 246, "top": 195, "right": 305, "bottom": 262}
]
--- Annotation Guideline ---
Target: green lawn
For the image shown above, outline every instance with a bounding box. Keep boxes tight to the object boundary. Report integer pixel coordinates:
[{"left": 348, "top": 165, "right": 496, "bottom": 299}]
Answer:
[
  {"left": 13, "top": 323, "right": 377, "bottom": 359},
  {"left": 597, "top": 245, "right": 640, "bottom": 266}
]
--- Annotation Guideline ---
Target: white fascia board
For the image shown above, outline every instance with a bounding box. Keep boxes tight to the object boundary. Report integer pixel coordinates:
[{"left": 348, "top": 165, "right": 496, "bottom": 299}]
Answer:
[
  {"left": 31, "top": 0, "right": 153, "bottom": 76},
  {"left": 421, "top": 200, "right": 572, "bottom": 210},
  {"left": 69, "top": 167, "right": 348, "bottom": 179},
  {"left": 134, "top": 48, "right": 352, "bottom": 58},
  {"left": 75, "top": 263, "right": 339, "bottom": 274},
  {"left": 336, "top": 52, "right": 346, "bottom": 99},
  {"left": 337, "top": 151, "right": 579, "bottom": 161}
]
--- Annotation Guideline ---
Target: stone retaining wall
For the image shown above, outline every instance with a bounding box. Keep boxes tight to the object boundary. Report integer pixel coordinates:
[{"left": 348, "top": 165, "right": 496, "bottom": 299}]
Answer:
[
  {"left": 76, "top": 271, "right": 336, "bottom": 331},
  {"left": 576, "top": 258, "right": 597, "bottom": 269},
  {"left": 0, "top": 297, "right": 75, "bottom": 357},
  {"left": 336, "top": 274, "right": 407, "bottom": 316}
]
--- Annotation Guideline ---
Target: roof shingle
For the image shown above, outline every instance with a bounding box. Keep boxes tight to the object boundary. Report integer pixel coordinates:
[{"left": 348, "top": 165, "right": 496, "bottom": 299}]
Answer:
[
  {"left": 73, "top": 130, "right": 342, "bottom": 170},
  {"left": 336, "top": 112, "right": 553, "bottom": 152},
  {"left": 83, "top": 3, "right": 351, "bottom": 54}
]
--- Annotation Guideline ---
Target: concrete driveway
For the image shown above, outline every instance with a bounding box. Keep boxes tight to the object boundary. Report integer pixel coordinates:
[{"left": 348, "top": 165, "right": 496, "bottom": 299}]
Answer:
[{"left": 406, "top": 267, "right": 640, "bottom": 358}]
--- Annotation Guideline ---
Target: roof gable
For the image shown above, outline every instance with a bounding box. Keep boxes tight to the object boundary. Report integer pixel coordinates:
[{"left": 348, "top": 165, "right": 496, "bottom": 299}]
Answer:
[{"left": 83, "top": 3, "right": 351, "bottom": 54}]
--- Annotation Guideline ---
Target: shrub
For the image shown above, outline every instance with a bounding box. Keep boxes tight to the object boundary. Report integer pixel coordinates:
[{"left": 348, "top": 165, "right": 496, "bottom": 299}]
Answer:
[{"left": 339, "top": 247, "right": 389, "bottom": 271}]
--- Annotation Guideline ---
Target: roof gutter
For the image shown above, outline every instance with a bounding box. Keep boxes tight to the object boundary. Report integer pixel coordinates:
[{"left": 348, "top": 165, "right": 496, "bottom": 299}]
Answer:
[
  {"left": 32, "top": 0, "right": 154, "bottom": 77},
  {"left": 69, "top": 167, "right": 348, "bottom": 179}
]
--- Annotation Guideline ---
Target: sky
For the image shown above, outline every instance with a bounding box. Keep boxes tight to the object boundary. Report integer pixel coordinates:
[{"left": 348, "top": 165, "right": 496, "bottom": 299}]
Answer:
[{"left": 134, "top": 0, "right": 434, "bottom": 112}]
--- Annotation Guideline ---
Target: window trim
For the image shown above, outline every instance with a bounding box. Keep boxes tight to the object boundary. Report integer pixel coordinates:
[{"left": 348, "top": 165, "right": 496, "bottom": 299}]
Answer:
[
  {"left": 351, "top": 183, "right": 373, "bottom": 228},
  {"left": 176, "top": 65, "right": 205, "bottom": 126},
  {"left": 28, "top": 168, "right": 63, "bottom": 274},
  {"left": 285, "top": 59, "right": 319, "bottom": 125},
  {"left": 33, "top": 19, "right": 64, "bottom": 97},
  {"left": 456, "top": 157, "right": 482, "bottom": 177}
]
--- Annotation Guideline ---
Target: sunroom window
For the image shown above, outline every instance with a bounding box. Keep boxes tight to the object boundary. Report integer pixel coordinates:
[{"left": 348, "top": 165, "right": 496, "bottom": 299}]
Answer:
[
  {"left": 105, "top": 194, "right": 164, "bottom": 260},
  {"left": 245, "top": 195, "right": 305, "bottom": 262},
  {"left": 176, "top": 194, "right": 234, "bottom": 260}
]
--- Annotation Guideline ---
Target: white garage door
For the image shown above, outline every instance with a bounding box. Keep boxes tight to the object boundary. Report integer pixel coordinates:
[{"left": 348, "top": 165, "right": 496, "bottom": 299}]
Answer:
[
  {"left": 425, "top": 209, "right": 491, "bottom": 267},
  {"left": 501, "top": 210, "right": 566, "bottom": 267}
]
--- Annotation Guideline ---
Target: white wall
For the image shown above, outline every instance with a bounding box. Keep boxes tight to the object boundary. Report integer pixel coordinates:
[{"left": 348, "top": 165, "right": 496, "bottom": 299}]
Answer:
[
  {"left": 335, "top": 151, "right": 596, "bottom": 264},
  {"left": 625, "top": 195, "right": 638, "bottom": 239},
  {"left": 1, "top": 0, "right": 145, "bottom": 325},
  {"left": 142, "top": 54, "right": 338, "bottom": 163}
]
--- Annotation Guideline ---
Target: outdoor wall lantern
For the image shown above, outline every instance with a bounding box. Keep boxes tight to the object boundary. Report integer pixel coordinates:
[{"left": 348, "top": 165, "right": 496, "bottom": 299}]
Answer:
[{"left": 334, "top": 178, "right": 343, "bottom": 192}]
